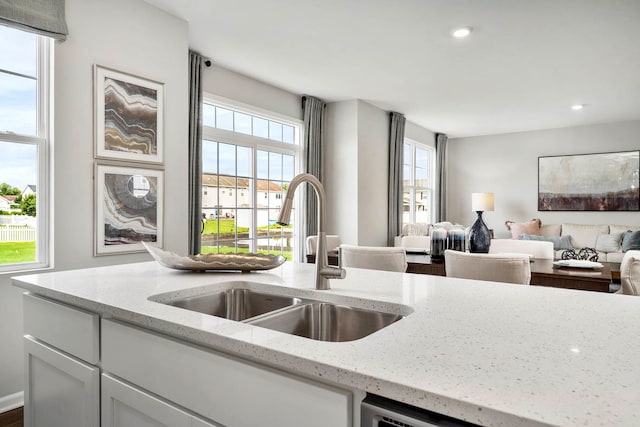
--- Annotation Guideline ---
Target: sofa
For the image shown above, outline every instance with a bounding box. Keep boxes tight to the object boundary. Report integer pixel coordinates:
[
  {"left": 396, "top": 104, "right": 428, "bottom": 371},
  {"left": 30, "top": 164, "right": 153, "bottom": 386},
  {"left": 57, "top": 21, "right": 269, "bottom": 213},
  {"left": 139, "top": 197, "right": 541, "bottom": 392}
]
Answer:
[
  {"left": 505, "top": 219, "right": 640, "bottom": 262},
  {"left": 394, "top": 222, "right": 466, "bottom": 252}
]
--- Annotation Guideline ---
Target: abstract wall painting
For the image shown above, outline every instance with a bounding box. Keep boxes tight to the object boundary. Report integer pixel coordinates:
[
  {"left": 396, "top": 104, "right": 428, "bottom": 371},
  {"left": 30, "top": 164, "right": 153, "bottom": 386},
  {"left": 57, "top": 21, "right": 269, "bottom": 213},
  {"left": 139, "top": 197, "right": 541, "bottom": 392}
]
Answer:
[
  {"left": 538, "top": 151, "right": 640, "bottom": 211},
  {"left": 95, "top": 163, "right": 164, "bottom": 255},
  {"left": 95, "top": 66, "right": 164, "bottom": 163}
]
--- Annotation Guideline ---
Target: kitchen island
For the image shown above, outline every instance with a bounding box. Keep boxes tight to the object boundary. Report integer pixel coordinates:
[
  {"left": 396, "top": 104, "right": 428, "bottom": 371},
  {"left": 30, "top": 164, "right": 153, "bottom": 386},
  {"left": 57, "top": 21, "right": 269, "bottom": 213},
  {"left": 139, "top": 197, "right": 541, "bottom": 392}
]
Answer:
[{"left": 13, "top": 261, "right": 640, "bottom": 426}]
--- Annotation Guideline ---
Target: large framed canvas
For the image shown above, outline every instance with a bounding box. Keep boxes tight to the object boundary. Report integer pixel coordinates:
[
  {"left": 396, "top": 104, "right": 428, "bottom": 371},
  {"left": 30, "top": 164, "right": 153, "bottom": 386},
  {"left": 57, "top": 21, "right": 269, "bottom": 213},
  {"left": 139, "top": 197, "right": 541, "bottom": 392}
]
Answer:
[
  {"left": 538, "top": 151, "right": 640, "bottom": 211},
  {"left": 94, "top": 65, "right": 164, "bottom": 163},
  {"left": 95, "top": 163, "right": 164, "bottom": 255}
]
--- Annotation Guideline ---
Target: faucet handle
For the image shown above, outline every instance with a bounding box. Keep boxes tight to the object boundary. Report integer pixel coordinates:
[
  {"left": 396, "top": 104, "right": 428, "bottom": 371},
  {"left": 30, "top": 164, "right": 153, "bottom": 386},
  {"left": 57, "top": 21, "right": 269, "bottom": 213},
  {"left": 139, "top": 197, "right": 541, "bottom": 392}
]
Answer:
[{"left": 337, "top": 246, "right": 343, "bottom": 269}]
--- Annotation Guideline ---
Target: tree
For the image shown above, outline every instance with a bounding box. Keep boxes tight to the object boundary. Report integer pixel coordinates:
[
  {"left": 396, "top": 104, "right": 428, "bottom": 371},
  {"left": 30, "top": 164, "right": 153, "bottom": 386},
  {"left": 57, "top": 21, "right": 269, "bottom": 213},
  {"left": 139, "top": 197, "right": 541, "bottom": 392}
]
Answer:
[
  {"left": 0, "top": 183, "right": 21, "bottom": 196},
  {"left": 20, "top": 194, "right": 36, "bottom": 217}
]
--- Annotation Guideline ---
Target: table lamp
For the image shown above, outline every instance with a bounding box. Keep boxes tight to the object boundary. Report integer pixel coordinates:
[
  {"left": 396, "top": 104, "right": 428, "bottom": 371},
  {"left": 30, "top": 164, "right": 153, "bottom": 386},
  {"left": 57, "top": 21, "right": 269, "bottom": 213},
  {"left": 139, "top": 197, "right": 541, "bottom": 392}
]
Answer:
[{"left": 469, "top": 192, "right": 494, "bottom": 253}]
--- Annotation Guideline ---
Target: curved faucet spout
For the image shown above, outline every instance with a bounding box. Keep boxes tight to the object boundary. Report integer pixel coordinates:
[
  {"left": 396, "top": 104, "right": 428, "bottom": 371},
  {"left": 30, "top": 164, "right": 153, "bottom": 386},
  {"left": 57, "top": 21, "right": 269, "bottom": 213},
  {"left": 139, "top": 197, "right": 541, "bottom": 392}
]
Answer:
[{"left": 277, "top": 173, "right": 346, "bottom": 290}]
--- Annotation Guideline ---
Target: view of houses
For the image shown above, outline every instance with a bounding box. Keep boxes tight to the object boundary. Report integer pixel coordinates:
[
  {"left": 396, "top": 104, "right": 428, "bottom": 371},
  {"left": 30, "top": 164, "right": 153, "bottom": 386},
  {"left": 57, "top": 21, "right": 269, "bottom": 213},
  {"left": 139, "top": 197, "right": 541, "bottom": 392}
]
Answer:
[{"left": 0, "top": 184, "right": 37, "bottom": 264}]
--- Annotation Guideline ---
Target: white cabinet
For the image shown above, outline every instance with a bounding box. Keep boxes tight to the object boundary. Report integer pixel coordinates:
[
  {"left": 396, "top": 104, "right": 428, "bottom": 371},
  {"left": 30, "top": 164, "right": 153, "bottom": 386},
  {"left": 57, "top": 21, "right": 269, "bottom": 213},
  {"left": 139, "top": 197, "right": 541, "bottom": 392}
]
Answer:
[
  {"left": 24, "top": 336, "right": 100, "bottom": 427},
  {"left": 102, "top": 319, "right": 353, "bottom": 427},
  {"left": 102, "top": 374, "right": 220, "bottom": 427}
]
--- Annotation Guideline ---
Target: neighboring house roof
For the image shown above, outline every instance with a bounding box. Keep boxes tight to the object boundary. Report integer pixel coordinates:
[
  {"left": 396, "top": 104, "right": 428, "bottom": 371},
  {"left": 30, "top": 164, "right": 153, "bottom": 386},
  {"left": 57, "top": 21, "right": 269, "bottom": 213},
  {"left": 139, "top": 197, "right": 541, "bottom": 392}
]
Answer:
[
  {"left": 202, "top": 174, "right": 283, "bottom": 192},
  {"left": 23, "top": 185, "right": 36, "bottom": 193},
  {"left": 3, "top": 195, "right": 18, "bottom": 203}
]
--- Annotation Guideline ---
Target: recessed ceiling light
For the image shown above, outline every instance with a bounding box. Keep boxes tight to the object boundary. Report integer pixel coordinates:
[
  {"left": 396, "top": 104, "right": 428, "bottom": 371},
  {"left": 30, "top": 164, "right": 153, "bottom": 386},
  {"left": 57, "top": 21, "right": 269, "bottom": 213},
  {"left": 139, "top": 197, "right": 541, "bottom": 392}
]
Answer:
[
  {"left": 571, "top": 104, "right": 585, "bottom": 111},
  {"left": 452, "top": 27, "right": 473, "bottom": 38}
]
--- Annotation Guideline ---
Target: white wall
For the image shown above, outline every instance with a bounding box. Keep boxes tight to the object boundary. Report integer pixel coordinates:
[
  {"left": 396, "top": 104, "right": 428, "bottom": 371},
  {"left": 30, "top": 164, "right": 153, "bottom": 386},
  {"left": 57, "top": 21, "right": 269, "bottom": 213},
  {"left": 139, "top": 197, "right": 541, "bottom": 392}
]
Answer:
[
  {"left": 325, "top": 100, "right": 434, "bottom": 246},
  {"left": 325, "top": 100, "right": 359, "bottom": 244},
  {"left": 202, "top": 65, "right": 302, "bottom": 120},
  {"left": 447, "top": 120, "right": 640, "bottom": 238},
  {"left": 0, "top": 0, "right": 189, "bottom": 400}
]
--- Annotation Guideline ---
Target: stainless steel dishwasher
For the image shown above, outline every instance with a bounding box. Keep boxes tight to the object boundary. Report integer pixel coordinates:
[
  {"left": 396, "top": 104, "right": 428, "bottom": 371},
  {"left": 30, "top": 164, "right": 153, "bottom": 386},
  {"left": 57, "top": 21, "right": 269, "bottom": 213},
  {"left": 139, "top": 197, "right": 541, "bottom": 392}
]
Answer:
[{"left": 361, "top": 394, "right": 481, "bottom": 427}]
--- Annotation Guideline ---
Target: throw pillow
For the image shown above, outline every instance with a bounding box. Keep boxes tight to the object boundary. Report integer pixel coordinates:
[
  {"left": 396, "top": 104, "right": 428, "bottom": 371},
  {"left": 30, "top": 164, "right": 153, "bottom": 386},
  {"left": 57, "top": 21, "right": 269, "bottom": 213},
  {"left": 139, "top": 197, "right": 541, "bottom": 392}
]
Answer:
[
  {"left": 621, "top": 230, "right": 640, "bottom": 252},
  {"left": 520, "top": 233, "right": 573, "bottom": 250},
  {"left": 595, "top": 232, "right": 623, "bottom": 253},
  {"left": 505, "top": 218, "right": 542, "bottom": 239}
]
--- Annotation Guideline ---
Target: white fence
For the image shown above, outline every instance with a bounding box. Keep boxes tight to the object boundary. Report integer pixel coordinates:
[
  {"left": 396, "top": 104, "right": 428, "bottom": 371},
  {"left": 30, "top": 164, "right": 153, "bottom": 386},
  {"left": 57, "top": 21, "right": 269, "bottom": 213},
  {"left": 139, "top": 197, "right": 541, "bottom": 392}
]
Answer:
[{"left": 0, "top": 225, "right": 36, "bottom": 242}]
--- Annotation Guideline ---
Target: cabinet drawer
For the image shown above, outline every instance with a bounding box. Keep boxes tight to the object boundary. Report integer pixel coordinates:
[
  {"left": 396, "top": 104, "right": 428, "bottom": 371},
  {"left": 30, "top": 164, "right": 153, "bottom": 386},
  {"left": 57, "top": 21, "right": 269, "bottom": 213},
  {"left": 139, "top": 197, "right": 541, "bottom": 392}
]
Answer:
[
  {"left": 23, "top": 293, "right": 99, "bottom": 364},
  {"left": 102, "top": 319, "right": 352, "bottom": 427}
]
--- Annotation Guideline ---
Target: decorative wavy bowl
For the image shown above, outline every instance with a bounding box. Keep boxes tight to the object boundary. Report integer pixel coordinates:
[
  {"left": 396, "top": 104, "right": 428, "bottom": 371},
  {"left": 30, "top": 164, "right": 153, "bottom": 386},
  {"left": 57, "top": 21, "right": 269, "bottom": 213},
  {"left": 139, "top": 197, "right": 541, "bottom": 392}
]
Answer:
[{"left": 142, "top": 242, "right": 286, "bottom": 272}]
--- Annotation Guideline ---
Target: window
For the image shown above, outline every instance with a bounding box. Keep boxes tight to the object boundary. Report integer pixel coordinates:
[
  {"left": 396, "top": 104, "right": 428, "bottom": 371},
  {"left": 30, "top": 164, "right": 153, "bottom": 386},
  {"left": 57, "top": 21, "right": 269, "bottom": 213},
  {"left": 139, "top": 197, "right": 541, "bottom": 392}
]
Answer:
[
  {"left": 403, "top": 140, "right": 435, "bottom": 226},
  {"left": 0, "top": 26, "right": 51, "bottom": 272},
  {"left": 201, "top": 98, "right": 302, "bottom": 260}
]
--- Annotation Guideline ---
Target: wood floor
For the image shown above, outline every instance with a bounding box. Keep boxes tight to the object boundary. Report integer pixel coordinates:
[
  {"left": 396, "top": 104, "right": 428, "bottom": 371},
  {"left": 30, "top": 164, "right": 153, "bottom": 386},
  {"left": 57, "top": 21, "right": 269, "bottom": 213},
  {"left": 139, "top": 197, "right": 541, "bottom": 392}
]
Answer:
[{"left": 0, "top": 407, "right": 23, "bottom": 427}]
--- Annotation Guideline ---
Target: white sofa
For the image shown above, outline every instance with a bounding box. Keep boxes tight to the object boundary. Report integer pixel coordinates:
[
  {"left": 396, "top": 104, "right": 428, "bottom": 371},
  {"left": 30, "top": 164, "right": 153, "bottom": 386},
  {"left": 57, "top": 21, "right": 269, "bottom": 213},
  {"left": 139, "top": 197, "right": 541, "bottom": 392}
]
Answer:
[
  {"left": 394, "top": 222, "right": 466, "bottom": 253},
  {"left": 522, "top": 223, "right": 640, "bottom": 262}
]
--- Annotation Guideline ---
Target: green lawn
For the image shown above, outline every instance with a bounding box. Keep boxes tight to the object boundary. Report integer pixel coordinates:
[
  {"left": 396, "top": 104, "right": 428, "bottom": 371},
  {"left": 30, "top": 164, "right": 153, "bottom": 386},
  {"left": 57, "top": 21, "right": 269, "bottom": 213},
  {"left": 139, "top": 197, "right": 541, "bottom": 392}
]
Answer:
[
  {"left": 0, "top": 241, "right": 36, "bottom": 264},
  {"left": 202, "top": 219, "right": 292, "bottom": 235},
  {"left": 201, "top": 245, "right": 293, "bottom": 261}
]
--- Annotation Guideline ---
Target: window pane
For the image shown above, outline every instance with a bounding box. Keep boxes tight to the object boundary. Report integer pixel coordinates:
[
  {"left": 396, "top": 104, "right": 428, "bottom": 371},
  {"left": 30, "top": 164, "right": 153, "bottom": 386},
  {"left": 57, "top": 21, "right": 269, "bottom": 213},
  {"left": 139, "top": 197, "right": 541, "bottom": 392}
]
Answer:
[
  {"left": 416, "top": 147, "right": 429, "bottom": 170},
  {"left": 0, "top": 141, "right": 38, "bottom": 265},
  {"left": 403, "top": 164, "right": 411, "bottom": 185},
  {"left": 415, "top": 167, "right": 428, "bottom": 187},
  {"left": 403, "top": 144, "right": 411, "bottom": 166},
  {"left": 218, "top": 143, "right": 236, "bottom": 175},
  {"left": 269, "top": 121, "right": 282, "bottom": 141},
  {"left": 283, "top": 155, "right": 294, "bottom": 181},
  {"left": 282, "top": 125, "right": 294, "bottom": 144},
  {"left": 253, "top": 117, "right": 268, "bottom": 138},
  {"left": 269, "top": 152, "right": 282, "bottom": 180},
  {"left": 234, "top": 112, "right": 252, "bottom": 135},
  {"left": 215, "top": 107, "right": 233, "bottom": 131},
  {"left": 269, "top": 181, "right": 283, "bottom": 209},
  {"left": 237, "top": 145, "right": 250, "bottom": 177},
  {"left": 0, "top": 26, "right": 37, "bottom": 77},
  {"left": 0, "top": 73, "right": 37, "bottom": 136},
  {"left": 257, "top": 150, "right": 269, "bottom": 179},
  {"left": 203, "top": 104, "right": 215, "bottom": 127},
  {"left": 202, "top": 140, "right": 218, "bottom": 174}
]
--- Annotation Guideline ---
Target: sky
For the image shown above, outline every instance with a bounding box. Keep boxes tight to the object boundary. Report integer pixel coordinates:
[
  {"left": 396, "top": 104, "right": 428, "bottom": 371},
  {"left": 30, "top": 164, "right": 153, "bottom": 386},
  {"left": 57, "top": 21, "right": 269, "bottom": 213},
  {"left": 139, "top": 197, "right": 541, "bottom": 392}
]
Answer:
[{"left": 0, "top": 26, "right": 38, "bottom": 192}]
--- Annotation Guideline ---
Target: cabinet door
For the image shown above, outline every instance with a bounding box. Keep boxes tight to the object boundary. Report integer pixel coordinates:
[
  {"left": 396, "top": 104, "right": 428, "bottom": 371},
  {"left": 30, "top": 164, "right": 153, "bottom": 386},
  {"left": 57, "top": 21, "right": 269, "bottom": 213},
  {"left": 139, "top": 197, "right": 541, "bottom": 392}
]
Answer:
[
  {"left": 24, "top": 336, "right": 99, "bottom": 427},
  {"left": 102, "top": 374, "right": 222, "bottom": 427}
]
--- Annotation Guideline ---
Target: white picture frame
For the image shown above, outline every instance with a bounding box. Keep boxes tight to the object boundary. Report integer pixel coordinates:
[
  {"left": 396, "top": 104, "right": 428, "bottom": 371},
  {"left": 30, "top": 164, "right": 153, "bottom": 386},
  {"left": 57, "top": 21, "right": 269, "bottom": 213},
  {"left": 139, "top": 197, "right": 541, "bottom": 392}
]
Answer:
[
  {"left": 94, "top": 65, "right": 164, "bottom": 163},
  {"left": 95, "top": 162, "right": 164, "bottom": 255}
]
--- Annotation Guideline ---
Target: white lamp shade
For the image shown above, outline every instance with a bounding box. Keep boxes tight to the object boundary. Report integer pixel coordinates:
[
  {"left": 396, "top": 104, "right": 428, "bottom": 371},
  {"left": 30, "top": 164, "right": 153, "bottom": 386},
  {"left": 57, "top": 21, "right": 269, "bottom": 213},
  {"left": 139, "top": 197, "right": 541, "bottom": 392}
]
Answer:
[{"left": 472, "top": 192, "right": 494, "bottom": 212}]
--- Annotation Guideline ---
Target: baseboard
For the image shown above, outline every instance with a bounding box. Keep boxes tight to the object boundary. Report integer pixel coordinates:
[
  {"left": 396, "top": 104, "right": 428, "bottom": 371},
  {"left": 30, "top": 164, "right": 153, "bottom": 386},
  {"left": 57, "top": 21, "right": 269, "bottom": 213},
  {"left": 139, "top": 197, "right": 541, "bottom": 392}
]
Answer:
[{"left": 0, "top": 391, "right": 23, "bottom": 414}]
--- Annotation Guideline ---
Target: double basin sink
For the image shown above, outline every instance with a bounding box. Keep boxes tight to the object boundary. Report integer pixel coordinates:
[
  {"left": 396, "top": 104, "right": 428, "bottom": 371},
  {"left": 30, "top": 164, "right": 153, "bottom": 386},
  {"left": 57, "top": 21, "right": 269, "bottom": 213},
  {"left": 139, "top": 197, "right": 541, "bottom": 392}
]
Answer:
[{"left": 159, "top": 287, "right": 404, "bottom": 342}]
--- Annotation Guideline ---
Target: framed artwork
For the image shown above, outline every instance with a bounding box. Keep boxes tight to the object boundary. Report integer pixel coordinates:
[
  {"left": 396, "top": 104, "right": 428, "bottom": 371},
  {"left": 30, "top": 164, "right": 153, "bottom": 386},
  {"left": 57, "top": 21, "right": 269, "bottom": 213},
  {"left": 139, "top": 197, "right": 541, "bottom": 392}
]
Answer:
[
  {"left": 95, "top": 163, "right": 164, "bottom": 255},
  {"left": 94, "top": 65, "right": 164, "bottom": 163},
  {"left": 538, "top": 151, "right": 640, "bottom": 211}
]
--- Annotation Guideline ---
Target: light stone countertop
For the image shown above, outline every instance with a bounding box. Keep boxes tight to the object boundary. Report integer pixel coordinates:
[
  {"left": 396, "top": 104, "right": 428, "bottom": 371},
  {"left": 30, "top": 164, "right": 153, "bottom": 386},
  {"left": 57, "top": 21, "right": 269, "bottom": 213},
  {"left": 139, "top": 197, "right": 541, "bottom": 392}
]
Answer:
[{"left": 13, "top": 261, "right": 640, "bottom": 427}]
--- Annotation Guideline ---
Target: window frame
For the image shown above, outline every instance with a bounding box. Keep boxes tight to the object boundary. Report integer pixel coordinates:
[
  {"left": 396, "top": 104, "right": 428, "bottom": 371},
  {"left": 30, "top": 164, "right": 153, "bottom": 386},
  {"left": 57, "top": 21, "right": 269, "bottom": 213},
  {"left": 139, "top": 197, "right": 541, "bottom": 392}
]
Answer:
[
  {"left": 200, "top": 94, "right": 304, "bottom": 260},
  {"left": 0, "top": 32, "right": 52, "bottom": 274},
  {"left": 403, "top": 138, "right": 435, "bottom": 226}
]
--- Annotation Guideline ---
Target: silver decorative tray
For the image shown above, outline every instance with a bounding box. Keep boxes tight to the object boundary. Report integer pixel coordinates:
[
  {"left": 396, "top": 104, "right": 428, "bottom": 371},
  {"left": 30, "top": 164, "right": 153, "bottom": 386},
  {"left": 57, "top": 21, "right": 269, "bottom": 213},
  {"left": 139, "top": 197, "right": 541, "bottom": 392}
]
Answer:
[{"left": 142, "top": 242, "right": 286, "bottom": 272}]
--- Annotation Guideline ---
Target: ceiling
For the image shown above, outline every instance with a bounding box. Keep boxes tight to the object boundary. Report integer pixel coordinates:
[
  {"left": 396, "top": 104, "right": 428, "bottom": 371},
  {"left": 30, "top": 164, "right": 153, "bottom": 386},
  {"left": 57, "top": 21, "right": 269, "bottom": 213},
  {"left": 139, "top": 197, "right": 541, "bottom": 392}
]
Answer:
[{"left": 144, "top": 0, "right": 640, "bottom": 138}]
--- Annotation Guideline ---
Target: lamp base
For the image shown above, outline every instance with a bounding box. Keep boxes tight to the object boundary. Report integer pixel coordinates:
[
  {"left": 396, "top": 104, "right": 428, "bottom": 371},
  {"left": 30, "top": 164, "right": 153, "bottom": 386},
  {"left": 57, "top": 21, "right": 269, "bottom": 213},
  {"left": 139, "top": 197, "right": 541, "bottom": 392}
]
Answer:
[{"left": 469, "top": 211, "right": 491, "bottom": 253}]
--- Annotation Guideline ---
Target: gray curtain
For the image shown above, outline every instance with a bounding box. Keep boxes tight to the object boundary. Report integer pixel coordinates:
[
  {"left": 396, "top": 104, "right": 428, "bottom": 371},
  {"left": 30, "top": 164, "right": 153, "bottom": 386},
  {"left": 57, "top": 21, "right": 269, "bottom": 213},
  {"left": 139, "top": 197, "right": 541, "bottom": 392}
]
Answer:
[
  {"left": 0, "top": 0, "right": 68, "bottom": 41},
  {"left": 387, "top": 112, "right": 406, "bottom": 246},
  {"left": 435, "top": 133, "right": 448, "bottom": 222},
  {"left": 302, "top": 95, "right": 325, "bottom": 244},
  {"left": 188, "top": 51, "right": 204, "bottom": 255}
]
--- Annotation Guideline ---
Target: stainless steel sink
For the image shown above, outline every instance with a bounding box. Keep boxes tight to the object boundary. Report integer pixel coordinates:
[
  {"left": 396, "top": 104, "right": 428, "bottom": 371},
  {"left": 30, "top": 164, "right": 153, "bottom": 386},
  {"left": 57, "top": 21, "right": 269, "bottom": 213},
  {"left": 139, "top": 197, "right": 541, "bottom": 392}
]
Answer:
[
  {"left": 166, "top": 288, "right": 301, "bottom": 321},
  {"left": 248, "top": 301, "right": 402, "bottom": 342}
]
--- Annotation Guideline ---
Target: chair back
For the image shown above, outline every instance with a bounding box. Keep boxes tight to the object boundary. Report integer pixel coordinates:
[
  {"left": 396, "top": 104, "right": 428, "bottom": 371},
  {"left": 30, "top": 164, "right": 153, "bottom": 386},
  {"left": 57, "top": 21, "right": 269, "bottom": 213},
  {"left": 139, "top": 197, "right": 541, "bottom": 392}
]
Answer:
[
  {"left": 306, "top": 235, "right": 342, "bottom": 256},
  {"left": 340, "top": 244, "right": 407, "bottom": 272},
  {"left": 445, "top": 250, "right": 531, "bottom": 285},
  {"left": 489, "top": 239, "right": 554, "bottom": 260},
  {"left": 619, "top": 250, "right": 640, "bottom": 295}
]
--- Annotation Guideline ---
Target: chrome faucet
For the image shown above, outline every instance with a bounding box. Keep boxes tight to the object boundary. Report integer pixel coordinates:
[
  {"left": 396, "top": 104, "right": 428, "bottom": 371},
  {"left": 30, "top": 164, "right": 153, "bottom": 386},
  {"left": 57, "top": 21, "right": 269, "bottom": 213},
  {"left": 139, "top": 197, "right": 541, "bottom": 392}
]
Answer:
[{"left": 277, "top": 173, "right": 346, "bottom": 290}]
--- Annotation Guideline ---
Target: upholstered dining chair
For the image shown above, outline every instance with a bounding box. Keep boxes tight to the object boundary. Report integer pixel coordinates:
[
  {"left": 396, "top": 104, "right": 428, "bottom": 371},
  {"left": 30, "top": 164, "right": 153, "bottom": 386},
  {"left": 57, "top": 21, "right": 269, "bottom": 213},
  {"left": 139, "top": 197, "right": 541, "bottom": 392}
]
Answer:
[
  {"left": 444, "top": 250, "right": 531, "bottom": 285},
  {"left": 618, "top": 250, "right": 640, "bottom": 296},
  {"left": 489, "top": 239, "right": 554, "bottom": 260},
  {"left": 306, "top": 235, "right": 342, "bottom": 256},
  {"left": 340, "top": 244, "right": 408, "bottom": 272}
]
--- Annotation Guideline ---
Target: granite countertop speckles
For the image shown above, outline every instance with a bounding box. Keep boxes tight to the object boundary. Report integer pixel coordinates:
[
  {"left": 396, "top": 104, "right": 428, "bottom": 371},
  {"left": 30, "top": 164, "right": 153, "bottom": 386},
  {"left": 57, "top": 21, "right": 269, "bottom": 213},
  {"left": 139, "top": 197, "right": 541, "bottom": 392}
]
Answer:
[{"left": 13, "top": 261, "right": 640, "bottom": 427}]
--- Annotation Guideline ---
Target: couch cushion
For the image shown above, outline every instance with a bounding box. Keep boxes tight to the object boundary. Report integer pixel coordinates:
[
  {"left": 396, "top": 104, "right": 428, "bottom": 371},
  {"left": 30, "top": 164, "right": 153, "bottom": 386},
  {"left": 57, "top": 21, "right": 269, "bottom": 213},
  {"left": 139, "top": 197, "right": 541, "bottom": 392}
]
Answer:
[
  {"left": 540, "top": 224, "right": 562, "bottom": 237},
  {"left": 520, "top": 233, "right": 573, "bottom": 250},
  {"left": 402, "top": 223, "right": 430, "bottom": 236},
  {"left": 607, "top": 252, "right": 625, "bottom": 263},
  {"left": 610, "top": 224, "right": 640, "bottom": 235},
  {"left": 595, "top": 232, "right": 623, "bottom": 253},
  {"left": 505, "top": 219, "right": 542, "bottom": 239},
  {"left": 622, "top": 230, "right": 640, "bottom": 252},
  {"left": 561, "top": 224, "right": 608, "bottom": 249}
]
